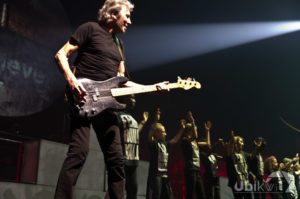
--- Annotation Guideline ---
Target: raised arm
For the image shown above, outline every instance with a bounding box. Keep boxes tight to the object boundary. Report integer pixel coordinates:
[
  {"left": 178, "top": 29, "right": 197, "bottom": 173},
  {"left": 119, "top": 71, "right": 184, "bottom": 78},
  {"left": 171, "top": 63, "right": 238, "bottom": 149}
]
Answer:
[
  {"left": 205, "top": 121, "right": 211, "bottom": 146},
  {"left": 147, "top": 108, "right": 160, "bottom": 143},
  {"left": 292, "top": 153, "right": 299, "bottom": 165},
  {"left": 154, "top": 108, "right": 160, "bottom": 123},
  {"left": 54, "top": 41, "right": 86, "bottom": 100},
  {"left": 198, "top": 121, "right": 212, "bottom": 146},
  {"left": 225, "top": 130, "right": 235, "bottom": 157},
  {"left": 250, "top": 137, "right": 264, "bottom": 159},
  {"left": 138, "top": 111, "right": 149, "bottom": 132},
  {"left": 169, "top": 119, "right": 186, "bottom": 145},
  {"left": 185, "top": 111, "right": 198, "bottom": 139},
  {"left": 148, "top": 124, "right": 156, "bottom": 144}
]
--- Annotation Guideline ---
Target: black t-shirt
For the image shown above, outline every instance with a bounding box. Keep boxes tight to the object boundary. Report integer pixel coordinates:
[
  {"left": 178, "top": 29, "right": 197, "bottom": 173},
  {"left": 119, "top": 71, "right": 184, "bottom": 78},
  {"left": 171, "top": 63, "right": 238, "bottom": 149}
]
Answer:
[
  {"left": 201, "top": 152, "right": 219, "bottom": 178},
  {"left": 248, "top": 153, "right": 264, "bottom": 181},
  {"left": 70, "top": 22, "right": 123, "bottom": 81},
  {"left": 226, "top": 152, "right": 251, "bottom": 187},
  {"left": 181, "top": 138, "right": 201, "bottom": 171},
  {"left": 148, "top": 140, "right": 169, "bottom": 177}
]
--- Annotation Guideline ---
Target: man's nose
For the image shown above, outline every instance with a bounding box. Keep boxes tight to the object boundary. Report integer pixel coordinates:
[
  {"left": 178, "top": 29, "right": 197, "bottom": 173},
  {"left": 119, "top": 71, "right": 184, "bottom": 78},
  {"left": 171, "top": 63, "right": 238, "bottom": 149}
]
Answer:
[{"left": 127, "top": 18, "right": 132, "bottom": 25}]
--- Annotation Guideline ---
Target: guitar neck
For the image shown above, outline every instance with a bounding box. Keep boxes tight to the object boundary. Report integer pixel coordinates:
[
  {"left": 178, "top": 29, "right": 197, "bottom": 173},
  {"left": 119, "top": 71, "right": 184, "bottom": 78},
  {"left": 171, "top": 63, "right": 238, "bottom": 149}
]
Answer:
[{"left": 111, "top": 83, "right": 179, "bottom": 97}]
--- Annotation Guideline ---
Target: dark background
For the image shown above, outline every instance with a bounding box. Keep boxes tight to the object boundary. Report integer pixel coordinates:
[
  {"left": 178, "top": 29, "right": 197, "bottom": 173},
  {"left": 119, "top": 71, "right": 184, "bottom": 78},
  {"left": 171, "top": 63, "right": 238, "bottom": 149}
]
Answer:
[{"left": 0, "top": 0, "right": 300, "bottom": 168}]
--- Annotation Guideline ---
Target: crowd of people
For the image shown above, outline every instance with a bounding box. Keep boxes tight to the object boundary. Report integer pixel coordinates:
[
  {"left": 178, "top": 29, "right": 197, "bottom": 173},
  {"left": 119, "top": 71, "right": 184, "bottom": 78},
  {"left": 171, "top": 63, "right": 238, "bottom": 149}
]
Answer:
[
  {"left": 112, "top": 96, "right": 300, "bottom": 199},
  {"left": 141, "top": 105, "right": 300, "bottom": 199}
]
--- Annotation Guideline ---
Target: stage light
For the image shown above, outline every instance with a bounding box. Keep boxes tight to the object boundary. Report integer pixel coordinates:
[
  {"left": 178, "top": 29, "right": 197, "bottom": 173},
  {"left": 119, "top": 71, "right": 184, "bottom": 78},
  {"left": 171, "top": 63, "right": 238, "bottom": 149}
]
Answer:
[
  {"left": 272, "top": 21, "right": 300, "bottom": 32},
  {"left": 120, "top": 21, "right": 300, "bottom": 71}
]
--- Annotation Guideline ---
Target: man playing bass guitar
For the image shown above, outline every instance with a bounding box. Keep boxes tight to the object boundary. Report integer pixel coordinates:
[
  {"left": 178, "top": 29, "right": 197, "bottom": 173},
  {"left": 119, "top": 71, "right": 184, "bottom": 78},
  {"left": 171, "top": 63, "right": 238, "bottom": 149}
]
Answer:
[{"left": 54, "top": 0, "right": 168, "bottom": 199}]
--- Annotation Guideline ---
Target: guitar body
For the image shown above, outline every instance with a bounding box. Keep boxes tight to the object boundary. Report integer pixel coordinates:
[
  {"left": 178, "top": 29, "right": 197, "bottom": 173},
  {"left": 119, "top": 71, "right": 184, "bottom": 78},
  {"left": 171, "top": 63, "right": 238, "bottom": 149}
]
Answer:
[
  {"left": 67, "top": 76, "right": 128, "bottom": 118},
  {"left": 66, "top": 76, "right": 201, "bottom": 118}
]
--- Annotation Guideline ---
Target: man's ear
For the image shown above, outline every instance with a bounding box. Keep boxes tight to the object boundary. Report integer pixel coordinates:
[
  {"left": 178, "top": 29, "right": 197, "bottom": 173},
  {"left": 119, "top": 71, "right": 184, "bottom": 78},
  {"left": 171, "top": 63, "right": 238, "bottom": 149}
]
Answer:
[{"left": 111, "top": 11, "right": 118, "bottom": 20}]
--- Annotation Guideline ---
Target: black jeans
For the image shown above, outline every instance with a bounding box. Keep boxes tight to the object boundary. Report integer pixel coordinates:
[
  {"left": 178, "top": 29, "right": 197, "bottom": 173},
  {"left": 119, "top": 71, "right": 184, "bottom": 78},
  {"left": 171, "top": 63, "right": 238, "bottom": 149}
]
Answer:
[
  {"left": 269, "top": 193, "right": 284, "bottom": 199},
  {"left": 146, "top": 175, "right": 173, "bottom": 199},
  {"left": 204, "top": 175, "right": 220, "bottom": 199},
  {"left": 125, "top": 165, "right": 138, "bottom": 199},
  {"left": 184, "top": 170, "right": 206, "bottom": 199},
  {"left": 231, "top": 185, "right": 253, "bottom": 199},
  {"left": 252, "top": 180, "right": 266, "bottom": 199},
  {"left": 54, "top": 110, "right": 125, "bottom": 199}
]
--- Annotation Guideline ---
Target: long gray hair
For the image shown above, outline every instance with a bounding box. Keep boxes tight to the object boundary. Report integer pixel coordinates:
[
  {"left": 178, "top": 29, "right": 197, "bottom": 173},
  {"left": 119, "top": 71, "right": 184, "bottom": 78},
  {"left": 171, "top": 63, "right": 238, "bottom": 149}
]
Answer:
[{"left": 98, "top": 0, "right": 134, "bottom": 24}]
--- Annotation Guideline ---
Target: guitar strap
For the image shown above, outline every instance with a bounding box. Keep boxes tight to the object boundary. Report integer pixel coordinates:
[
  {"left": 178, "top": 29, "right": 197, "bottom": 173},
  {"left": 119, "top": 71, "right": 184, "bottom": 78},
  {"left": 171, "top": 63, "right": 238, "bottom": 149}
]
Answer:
[{"left": 114, "top": 35, "right": 131, "bottom": 80}]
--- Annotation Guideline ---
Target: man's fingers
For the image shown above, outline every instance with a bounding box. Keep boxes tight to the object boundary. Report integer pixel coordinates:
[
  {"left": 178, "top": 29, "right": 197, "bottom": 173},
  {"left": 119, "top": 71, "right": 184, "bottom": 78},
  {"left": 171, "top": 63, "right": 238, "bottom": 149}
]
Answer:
[
  {"left": 78, "top": 83, "right": 87, "bottom": 93},
  {"left": 156, "top": 81, "right": 170, "bottom": 91}
]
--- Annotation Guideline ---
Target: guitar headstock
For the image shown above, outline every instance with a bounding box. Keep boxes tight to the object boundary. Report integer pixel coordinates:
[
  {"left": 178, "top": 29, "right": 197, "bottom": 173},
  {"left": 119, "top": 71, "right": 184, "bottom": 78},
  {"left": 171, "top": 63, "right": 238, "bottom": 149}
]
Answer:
[{"left": 177, "top": 76, "right": 201, "bottom": 90}]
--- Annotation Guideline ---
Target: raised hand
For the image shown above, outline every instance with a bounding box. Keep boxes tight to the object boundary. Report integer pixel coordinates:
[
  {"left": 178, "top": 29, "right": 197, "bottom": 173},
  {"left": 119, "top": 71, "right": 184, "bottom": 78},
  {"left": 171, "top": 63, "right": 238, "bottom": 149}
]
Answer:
[
  {"left": 293, "top": 153, "right": 299, "bottom": 162},
  {"left": 154, "top": 108, "right": 161, "bottom": 123},
  {"left": 180, "top": 119, "right": 186, "bottom": 129},
  {"left": 230, "top": 130, "right": 235, "bottom": 140},
  {"left": 143, "top": 112, "right": 149, "bottom": 123},
  {"left": 139, "top": 111, "right": 149, "bottom": 131},
  {"left": 225, "top": 130, "right": 235, "bottom": 156},
  {"left": 187, "top": 111, "right": 194, "bottom": 123},
  {"left": 204, "top": 121, "right": 212, "bottom": 131}
]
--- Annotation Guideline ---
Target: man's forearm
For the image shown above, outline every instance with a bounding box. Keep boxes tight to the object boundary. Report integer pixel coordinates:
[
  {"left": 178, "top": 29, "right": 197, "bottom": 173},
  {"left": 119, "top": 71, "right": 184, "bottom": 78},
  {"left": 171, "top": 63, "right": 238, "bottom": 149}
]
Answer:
[{"left": 55, "top": 49, "right": 75, "bottom": 85}]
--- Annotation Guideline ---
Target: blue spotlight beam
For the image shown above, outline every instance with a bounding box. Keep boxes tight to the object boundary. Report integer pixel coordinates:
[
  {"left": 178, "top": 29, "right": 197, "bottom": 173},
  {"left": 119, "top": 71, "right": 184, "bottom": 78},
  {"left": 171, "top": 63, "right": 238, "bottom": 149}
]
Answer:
[{"left": 120, "top": 21, "right": 300, "bottom": 71}]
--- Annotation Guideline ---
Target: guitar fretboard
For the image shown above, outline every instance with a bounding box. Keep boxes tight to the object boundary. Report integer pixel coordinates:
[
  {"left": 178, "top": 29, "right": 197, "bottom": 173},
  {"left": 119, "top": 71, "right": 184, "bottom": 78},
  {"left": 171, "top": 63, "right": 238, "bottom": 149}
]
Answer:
[{"left": 111, "top": 83, "right": 179, "bottom": 97}]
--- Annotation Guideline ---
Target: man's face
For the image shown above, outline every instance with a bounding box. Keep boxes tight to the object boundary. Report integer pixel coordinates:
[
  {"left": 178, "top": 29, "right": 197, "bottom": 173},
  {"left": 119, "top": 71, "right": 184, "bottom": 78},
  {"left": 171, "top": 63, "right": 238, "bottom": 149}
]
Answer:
[
  {"left": 272, "top": 158, "right": 278, "bottom": 170},
  {"left": 125, "top": 95, "right": 136, "bottom": 110},
  {"left": 235, "top": 138, "right": 244, "bottom": 151},
  {"left": 256, "top": 137, "right": 262, "bottom": 146},
  {"left": 155, "top": 126, "right": 167, "bottom": 141},
  {"left": 113, "top": 6, "right": 131, "bottom": 34},
  {"left": 186, "top": 126, "right": 198, "bottom": 140}
]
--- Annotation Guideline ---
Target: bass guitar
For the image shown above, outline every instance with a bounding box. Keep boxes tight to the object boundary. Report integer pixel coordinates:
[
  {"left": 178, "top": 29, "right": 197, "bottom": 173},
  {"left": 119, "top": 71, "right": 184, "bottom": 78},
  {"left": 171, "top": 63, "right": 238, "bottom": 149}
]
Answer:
[{"left": 66, "top": 76, "right": 201, "bottom": 118}]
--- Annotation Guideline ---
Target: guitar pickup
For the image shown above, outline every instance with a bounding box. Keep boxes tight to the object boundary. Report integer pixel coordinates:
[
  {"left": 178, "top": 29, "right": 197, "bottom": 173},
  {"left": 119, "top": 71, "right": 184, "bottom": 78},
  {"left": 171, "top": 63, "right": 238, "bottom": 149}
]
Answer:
[
  {"left": 92, "top": 94, "right": 98, "bottom": 102},
  {"left": 95, "top": 88, "right": 100, "bottom": 97}
]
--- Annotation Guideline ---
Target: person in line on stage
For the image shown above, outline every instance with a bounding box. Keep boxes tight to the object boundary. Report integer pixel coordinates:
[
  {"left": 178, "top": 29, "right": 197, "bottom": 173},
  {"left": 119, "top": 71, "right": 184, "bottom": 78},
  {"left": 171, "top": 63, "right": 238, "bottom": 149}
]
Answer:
[
  {"left": 248, "top": 137, "right": 267, "bottom": 199},
  {"left": 181, "top": 111, "right": 210, "bottom": 199},
  {"left": 200, "top": 138, "right": 224, "bottom": 199},
  {"left": 281, "top": 154, "right": 299, "bottom": 199},
  {"left": 117, "top": 94, "right": 149, "bottom": 199},
  {"left": 224, "top": 131, "right": 253, "bottom": 199},
  {"left": 53, "top": 0, "right": 168, "bottom": 198},
  {"left": 265, "top": 155, "right": 285, "bottom": 199},
  {"left": 146, "top": 108, "right": 185, "bottom": 199}
]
